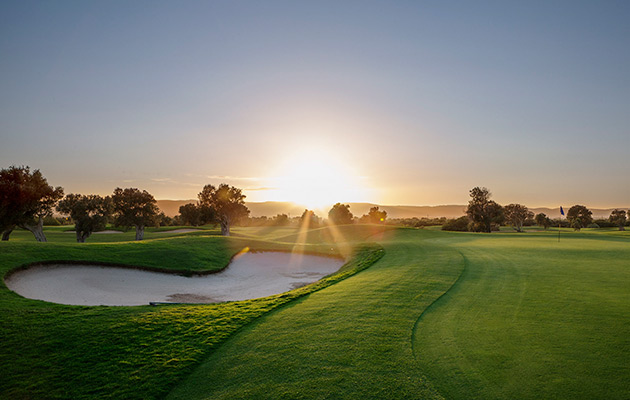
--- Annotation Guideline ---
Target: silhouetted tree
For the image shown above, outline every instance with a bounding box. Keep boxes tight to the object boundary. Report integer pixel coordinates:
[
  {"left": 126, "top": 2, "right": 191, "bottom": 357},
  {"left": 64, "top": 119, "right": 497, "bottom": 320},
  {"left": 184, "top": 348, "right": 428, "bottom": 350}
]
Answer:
[
  {"left": 361, "top": 206, "right": 387, "bottom": 224},
  {"left": 504, "top": 204, "right": 533, "bottom": 232},
  {"left": 198, "top": 184, "right": 249, "bottom": 236},
  {"left": 111, "top": 187, "right": 159, "bottom": 240},
  {"left": 299, "top": 209, "right": 319, "bottom": 229},
  {"left": 609, "top": 209, "right": 627, "bottom": 231},
  {"left": 57, "top": 194, "right": 112, "bottom": 242},
  {"left": 0, "top": 166, "right": 63, "bottom": 242},
  {"left": 465, "top": 187, "right": 504, "bottom": 233},
  {"left": 534, "top": 213, "right": 552, "bottom": 229},
  {"left": 273, "top": 214, "right": 290, "bottom": 226},
  {"left": 328, "top": 203, "right": 354, "bottom": 225},
  {"left": 566, "top": 205, "right": 593, "bottom": 231},
  {"left": 179, "top": 203, "right": 203, "bottom": 226}
]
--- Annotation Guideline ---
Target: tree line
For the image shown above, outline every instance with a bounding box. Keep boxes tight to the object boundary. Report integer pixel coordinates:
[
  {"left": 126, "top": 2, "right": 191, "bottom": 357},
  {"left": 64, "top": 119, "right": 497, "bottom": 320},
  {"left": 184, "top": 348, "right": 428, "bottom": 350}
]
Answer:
[
  {"left": 442, "top": 186, "right": 629, "bottom": 233},
  {"left": 0, "top": 166, "right": 390, "bottom": 243},
  {"left": 0, "top": 166, "right": 249, "bottom": 242}
]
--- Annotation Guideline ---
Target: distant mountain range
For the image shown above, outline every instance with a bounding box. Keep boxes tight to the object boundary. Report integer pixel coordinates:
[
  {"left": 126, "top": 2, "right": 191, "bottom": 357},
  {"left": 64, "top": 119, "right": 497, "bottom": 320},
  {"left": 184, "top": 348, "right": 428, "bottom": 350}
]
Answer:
[{"left": 156, "top": 200, "right": 626, "bottom": 219}]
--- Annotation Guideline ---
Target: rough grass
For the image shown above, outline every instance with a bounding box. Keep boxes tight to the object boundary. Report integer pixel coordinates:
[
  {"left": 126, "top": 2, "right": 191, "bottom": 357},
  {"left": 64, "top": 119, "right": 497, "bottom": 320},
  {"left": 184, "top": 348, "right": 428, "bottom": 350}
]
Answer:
[{"left": 0, "top": 227, "right": 384, "bottom": 399}]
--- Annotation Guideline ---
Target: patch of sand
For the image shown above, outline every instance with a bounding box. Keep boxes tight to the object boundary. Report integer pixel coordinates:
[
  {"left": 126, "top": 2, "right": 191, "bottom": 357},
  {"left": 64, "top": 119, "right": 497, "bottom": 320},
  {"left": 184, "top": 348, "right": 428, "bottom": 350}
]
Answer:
[{"left": 5, "top": 252, "right": 343, "bottom": 306}]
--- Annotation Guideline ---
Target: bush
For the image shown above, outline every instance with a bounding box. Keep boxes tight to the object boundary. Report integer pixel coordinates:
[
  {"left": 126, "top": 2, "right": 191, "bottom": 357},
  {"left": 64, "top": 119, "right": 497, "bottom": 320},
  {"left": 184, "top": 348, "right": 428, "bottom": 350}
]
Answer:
[
  {"left": 442, "top": 216, "right": 469, "bottom": 231},
  {"left": 586, "top": 223, "right": 600, "bottom": 229}
]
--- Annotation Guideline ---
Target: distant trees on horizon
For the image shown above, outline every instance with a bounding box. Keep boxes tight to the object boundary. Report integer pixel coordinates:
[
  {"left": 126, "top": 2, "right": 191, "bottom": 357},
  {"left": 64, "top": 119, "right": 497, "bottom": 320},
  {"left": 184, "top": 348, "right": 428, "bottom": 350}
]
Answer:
[{"left": 2, "top": 166, "right": 630, "bottom": 240}]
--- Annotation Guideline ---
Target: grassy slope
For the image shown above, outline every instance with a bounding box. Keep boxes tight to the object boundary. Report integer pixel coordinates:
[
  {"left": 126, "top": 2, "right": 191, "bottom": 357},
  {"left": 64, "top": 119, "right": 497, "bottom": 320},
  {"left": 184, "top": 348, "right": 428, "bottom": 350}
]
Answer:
[
  {"left": 168, "top": 229, "right": 630, "bottom": 400},
  {"left": 167, "top": 228, "right": 465, "bottom": 399},
  {"left": 414, "top": 231, "right": 630, "bottom": 399},
  {"left": 0, "top": 226, "right": 383, "bottom": 399}
]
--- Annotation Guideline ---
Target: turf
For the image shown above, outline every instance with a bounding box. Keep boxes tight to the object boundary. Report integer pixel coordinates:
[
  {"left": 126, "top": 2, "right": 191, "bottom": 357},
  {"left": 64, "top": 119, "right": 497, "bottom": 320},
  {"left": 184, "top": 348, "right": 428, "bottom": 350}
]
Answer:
[
  {"left": 168, "top": 228, "right": 630, "bottom": 400},
  {"left": 0, "top": 226, "right": 384, "bottom": 399},
  {"left": 2, "top": 226, "right": 630, "bottom": 399},
  {"left": 167, "top": 228, "right": 465, "bottom": 399},
  {"left": 413, "top": 231, "right": 630, "bottom": 399}
]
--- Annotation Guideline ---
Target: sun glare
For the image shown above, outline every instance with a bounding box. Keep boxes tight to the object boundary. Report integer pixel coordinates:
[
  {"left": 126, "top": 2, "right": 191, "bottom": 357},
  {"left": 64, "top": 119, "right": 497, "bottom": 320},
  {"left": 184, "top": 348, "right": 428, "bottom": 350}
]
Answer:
[{"left": 266, "top": 151, "right": 371, "bottom": 211}]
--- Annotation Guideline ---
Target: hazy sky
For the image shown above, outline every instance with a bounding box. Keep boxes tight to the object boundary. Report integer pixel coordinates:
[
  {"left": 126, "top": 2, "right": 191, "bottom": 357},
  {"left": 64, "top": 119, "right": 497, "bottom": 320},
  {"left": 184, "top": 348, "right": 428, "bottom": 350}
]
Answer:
[{"left": 1, "top": 1, "right": 629, "bottom": 207}]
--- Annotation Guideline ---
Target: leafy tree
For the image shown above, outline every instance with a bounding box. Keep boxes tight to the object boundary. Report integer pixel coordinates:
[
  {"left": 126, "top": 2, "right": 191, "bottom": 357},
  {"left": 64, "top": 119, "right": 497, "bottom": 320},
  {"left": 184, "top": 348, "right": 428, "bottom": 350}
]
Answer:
[
  {"left": 609, "top": 209, "right": 627, "bottom": 231},
  {"left": 361, "top": 206, "right": 388, "bottom": 224},
  {"left": 566, "top": 205, "right": 593, "bottom": 231},
  {"left": 465, "top": 187, "right": 504, "bottom": 233},
  {"left": 111, "top": 187, "right": 159, "bottom": 240},
  {"left": 198, "top": 184, "right": 249, "bottom": 236},
  {"left": 0, "top": 166, "right": 63, "bottom": 241},
  {"left": 504, "top": 204, "right": 534, "bottom": 232},
  {"left": 156, "top": 212, "right": 173, "bottom": 227},
  {"left": 298, "top": 209, "right": 319, "bottom": 229},
  {"left": 179, "top": 203, "right": 203, "bottom": 226},
  {"left": 534, "top": 213, "right": 552, "bottom": 229},
  {"left": 57, "top": 194, "right": 112, "bottom": 242},
  {"left": 328, "top": 203, "right": 354, "bottom": 225}
]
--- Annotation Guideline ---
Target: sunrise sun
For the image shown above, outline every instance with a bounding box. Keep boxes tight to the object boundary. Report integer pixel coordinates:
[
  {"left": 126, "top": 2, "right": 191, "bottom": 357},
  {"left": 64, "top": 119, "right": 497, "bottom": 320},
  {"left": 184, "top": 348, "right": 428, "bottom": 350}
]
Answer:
[{"left": 266, "top": 151, "right": 372, "bottom": 210}]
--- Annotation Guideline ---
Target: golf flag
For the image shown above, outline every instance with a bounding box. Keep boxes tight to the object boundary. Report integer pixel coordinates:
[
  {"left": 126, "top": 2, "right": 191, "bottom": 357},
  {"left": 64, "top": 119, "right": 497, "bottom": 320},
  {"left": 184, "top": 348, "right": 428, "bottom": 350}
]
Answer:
[{"left": 560, "top": 206, "right": 564, "bottom": 216}]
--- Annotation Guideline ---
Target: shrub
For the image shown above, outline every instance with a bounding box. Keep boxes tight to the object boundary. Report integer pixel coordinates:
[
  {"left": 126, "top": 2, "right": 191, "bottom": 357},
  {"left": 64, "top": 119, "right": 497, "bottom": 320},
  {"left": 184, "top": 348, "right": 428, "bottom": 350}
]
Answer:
[{"left": 442, "top": 216, "right": 469, "bottom": 231}]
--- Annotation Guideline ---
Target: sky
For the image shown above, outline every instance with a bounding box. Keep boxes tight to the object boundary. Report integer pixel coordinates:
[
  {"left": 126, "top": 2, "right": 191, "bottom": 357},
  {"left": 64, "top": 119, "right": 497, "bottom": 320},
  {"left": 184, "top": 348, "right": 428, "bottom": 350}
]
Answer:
[{"left": 1, "top": 1, "right": 629, "bottom": 208}]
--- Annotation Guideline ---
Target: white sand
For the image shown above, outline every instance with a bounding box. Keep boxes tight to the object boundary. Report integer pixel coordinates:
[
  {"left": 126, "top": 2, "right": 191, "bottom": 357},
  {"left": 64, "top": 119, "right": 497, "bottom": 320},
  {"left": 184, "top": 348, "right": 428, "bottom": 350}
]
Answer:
[{"left": 5, "top": 252, "right": 343, "bottom": 306}]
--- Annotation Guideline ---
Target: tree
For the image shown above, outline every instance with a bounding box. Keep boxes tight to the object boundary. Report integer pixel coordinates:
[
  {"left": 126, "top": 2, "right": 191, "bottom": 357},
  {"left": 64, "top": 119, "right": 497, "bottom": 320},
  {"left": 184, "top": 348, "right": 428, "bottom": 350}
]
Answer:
[
  {"left": 534, "top": 213, "right": 552, "bottom": 229},
  {"left": 504, "top": 204, "right": 533, "bottom": 232},
  {"left": 273, "top": 214, "right": 290, "bottom": 226},
  {"left": 57, "top": 194, "right": 112, "bottom": 242},
  {"left": 328, "top": 203, "right": 354, "bottom": 225},
  {"left": 111, "top": 187, "right": 159, "bottom": 240},
  {"left": 179, "top": 203, "right": 203, "bottom": 226},
  {"left": 609, "top": 209, "right": 627, "bottom": 231},
  {"left": 361, "top": 206, "right": 387, "bottom": 224},
  {"left": 465, "top": 187, "right": 504, "bottom": 233},
  {"left": 566, "top": 205, "right": 593, "bottom": 231},
  {"left": 197, "top": 183, "right": 249, "bottom": 236},
  {"left": 299, "top": 209, "right": 319, "bottom": 229},
  {"left": 0, "top": 166, "right": 63, "bottom": 242}
]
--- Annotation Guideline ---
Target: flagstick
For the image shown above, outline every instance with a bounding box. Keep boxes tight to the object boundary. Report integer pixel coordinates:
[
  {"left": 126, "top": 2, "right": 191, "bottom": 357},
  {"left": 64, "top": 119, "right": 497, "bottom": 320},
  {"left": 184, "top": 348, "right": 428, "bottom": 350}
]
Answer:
[{"left": 558, "top": 218, "right": 561, "bottom": 242}]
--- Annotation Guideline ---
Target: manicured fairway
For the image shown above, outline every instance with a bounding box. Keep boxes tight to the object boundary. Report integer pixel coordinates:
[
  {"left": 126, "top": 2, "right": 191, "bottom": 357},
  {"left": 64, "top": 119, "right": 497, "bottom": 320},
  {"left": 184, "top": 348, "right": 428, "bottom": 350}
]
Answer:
[
  {"left": 168, "top": 229, "right": 630, "bottom": 399},
  {"left": 168, "top": 229, "right": 465, "bottom": 399},
  {"left": 2, "top": 226, "right": 630, "bottom": 399},
  {"left": 414, "top": 232, "right": 630, "bottom": 399}
]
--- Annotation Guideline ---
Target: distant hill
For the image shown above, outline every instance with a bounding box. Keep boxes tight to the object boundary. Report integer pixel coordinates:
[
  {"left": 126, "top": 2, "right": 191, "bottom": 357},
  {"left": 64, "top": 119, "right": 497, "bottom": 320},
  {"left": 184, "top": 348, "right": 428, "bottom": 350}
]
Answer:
[{"left": 157, "top": 200, "right": 626, "bottom": 220}]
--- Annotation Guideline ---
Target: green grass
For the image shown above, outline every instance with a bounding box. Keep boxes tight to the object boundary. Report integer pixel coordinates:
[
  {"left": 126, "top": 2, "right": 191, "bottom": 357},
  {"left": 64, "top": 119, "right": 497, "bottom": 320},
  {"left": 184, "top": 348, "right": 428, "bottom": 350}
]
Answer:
[
  {"left": 2, "top": 226, "right": 630, "bottom": 399},
  {"left": 168, "top": 228, "right": 630, "bottom": 400},
  {"left": 0, "top": 226, "right": 384, "bottom": 399},
  {"left": 413, "top": 231, "right": 630, "bottom": 399}
]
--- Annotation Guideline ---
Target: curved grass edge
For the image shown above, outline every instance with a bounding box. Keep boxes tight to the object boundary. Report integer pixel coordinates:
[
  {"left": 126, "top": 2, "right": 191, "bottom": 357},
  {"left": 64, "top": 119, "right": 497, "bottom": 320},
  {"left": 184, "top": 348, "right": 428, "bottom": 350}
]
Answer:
[{"left": 410, "top": 251, "right": 468, "bottom": 359}]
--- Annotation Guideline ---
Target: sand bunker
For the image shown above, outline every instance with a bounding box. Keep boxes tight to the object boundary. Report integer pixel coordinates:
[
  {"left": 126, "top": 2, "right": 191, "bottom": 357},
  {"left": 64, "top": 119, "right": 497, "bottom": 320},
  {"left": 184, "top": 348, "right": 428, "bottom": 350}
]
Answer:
[{"left": 4, "top": 252, "right": 343, "bottom": 306}]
